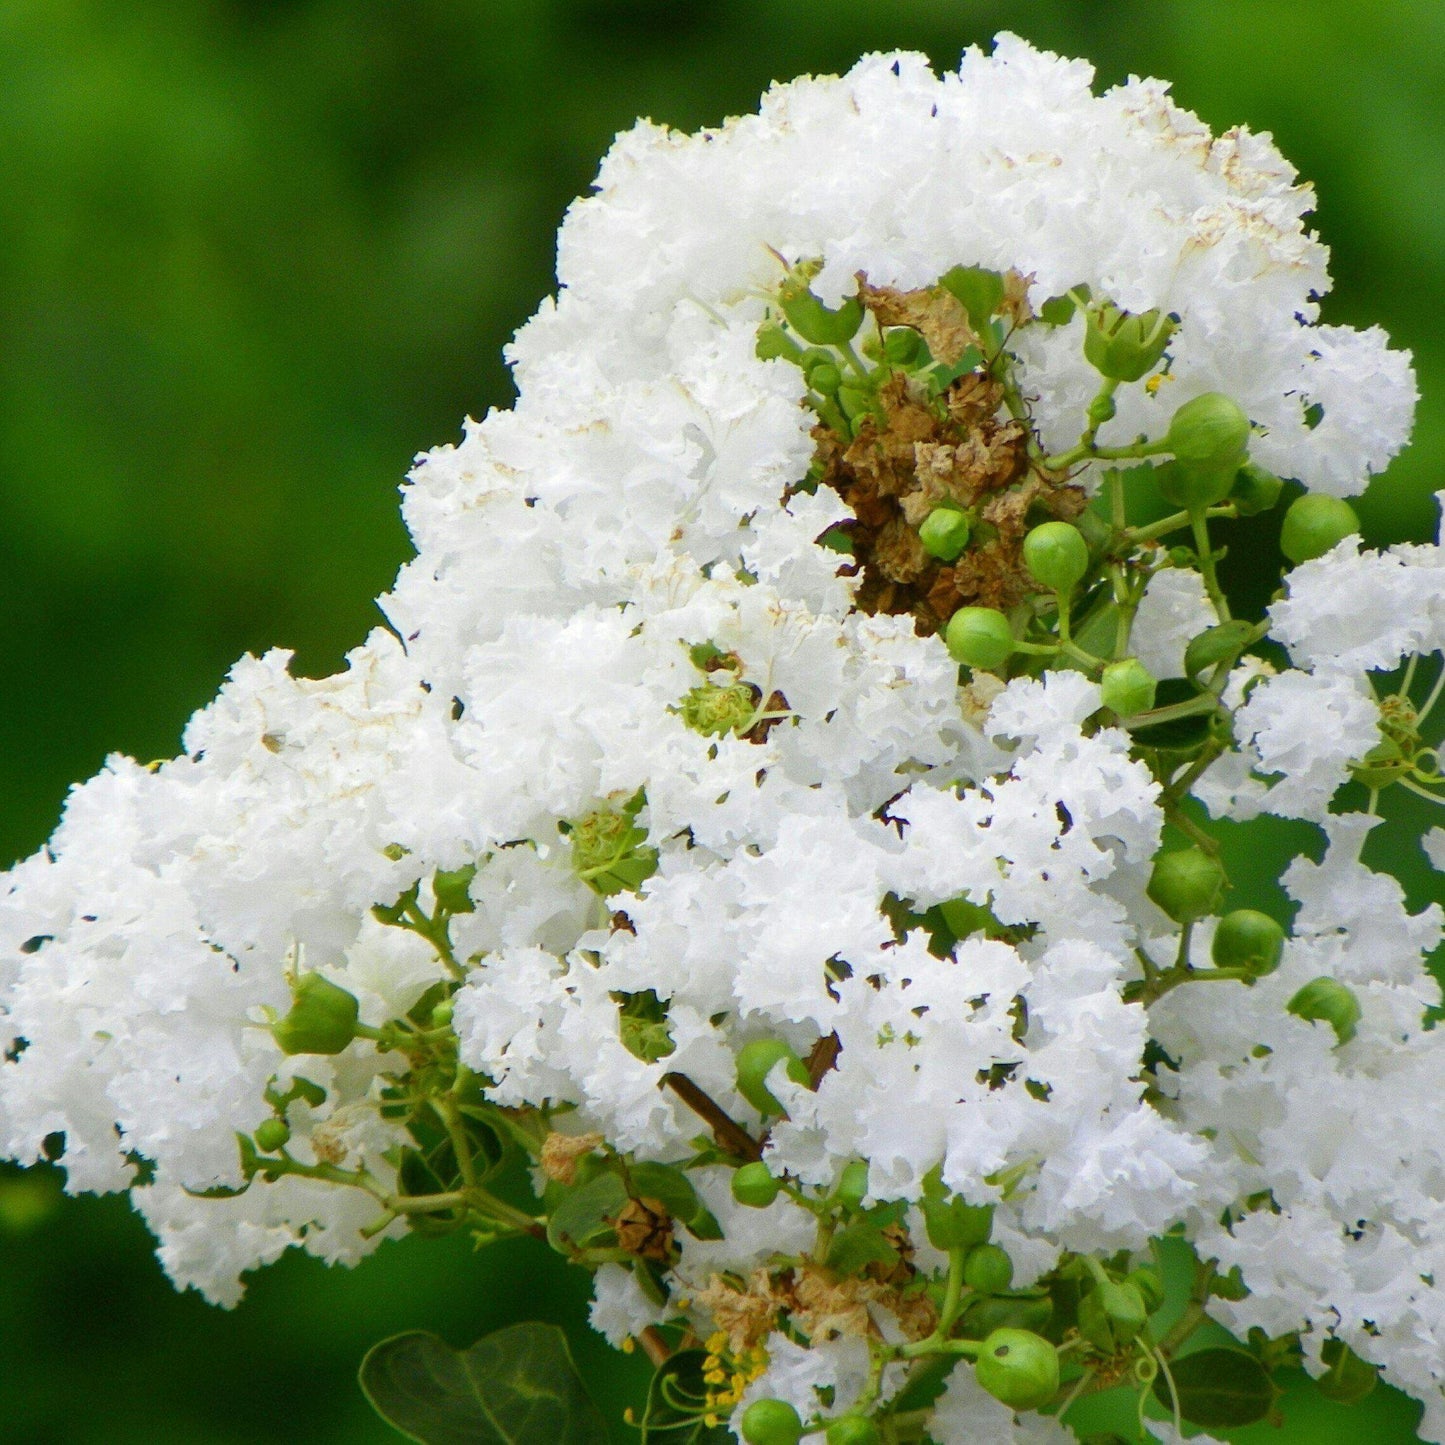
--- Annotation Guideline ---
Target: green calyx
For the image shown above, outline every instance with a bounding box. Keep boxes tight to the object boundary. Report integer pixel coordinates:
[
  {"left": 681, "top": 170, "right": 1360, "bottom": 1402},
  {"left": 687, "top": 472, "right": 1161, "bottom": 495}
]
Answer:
[
  {"left": 835, "top": 1159, "right": 869, "bottom": 1212},
  {"left": 1146, "top": 847, "right": 1228, "bottom": 924},
  {"left": 945, "top": 607, "right": 1014, "bottom": 673},
  {"left": 736, "top": 1038, "right": 810, "bottom": 1116},
  {"left": 777, "top": 269, "right": 865, "bottom": 347},
  {"left": 741, "top": 1398, "right": 803, "bottom": 1445},
  {"left": 1078, "top": 1279, "right": 1149, "bottom": 1353},
  {"left": 1162, "top": 393, "right": 1251, "bottom": 507},
  {"left": 1288, "top": 977, "right": 1362, "bottom": 1045},
  {"left": 1280, "top": 494, "right": 1360, "bottom": 565},
  {"left": 1082, "top": 301, "right": 1176, "bottom": 383},
  {"left": 1099, "top": 657, "right": 1157, "bottom": 718},
  {"left": 731, "top": 1161, "right": 781, "bottom": 1209},
  {"left": 963, "top": 1242, "right": 1014, "bottom": 1295},
  {"left": 919, "top": 507, "right": 972, "bottom": 562},
  {"left": 253, "top": 1118, "right": 291, "bottom": 1153},
  {"left": 1211, "top": 909, "right": 1285, "bottom": 977},
  {"left": 564, "top": 791, "right": 659, "bottom": 897},
  {"left": 1022, "top": 521, "right": 1089, "bottom": 595},
  {"left": 679, "top": 680, "right": 758, "bottom": 738},
  {"left": 272, "top": 973, "right": 360, "bottom": 1056},
  {"left": 973, "top": 1328, "right": 1060, "bottom": 1411}
]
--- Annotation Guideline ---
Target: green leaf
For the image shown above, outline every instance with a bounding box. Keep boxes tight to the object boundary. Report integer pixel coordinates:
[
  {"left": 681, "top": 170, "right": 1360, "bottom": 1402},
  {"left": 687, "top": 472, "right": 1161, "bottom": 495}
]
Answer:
[
  {"left": 939, "top": 264, "right": 1006, "bottom": 331},
  {"left": 359, "top": 1323, "right": 608, "bottom": 1445},
  {"left": 639, "top": 1350, "right": 732, "bottom": 1445},
  {"left": 629, "top": 1161, "right": 701, "bottom": 1224},
  {"left": 546, "top": 1172, "right": 628, "bottom": 1254},
  {"left": 1153, "top": 1347, "right": 1275, "bottom": 1429}
]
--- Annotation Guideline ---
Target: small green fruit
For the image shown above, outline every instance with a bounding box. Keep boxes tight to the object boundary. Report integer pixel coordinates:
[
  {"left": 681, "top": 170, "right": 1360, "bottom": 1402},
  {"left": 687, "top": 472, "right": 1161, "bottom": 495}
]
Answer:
[
  {"left": 944, "top": 607, "right": 1014, "bottom": 672},
  {"left": 1211, "top": 909, "right": 1285, "bottom": 977},
  {"left": 1146, "top": 847, "right": 1228, "bottom": 924},
  {"left": 253, "top": 1118, "right": 291, "bottom": 1153},
  {"left": 835, "top": 1160, "right": 870, "bottom": 1212},
  {"left": 806, "top": 359, "right": 843, "bottom": 395},
  {"left": 731, "top": 1162, "right": 781, "bottom": 1209},
  {"left": 919, "top": 507, "right": 972, "bottom": 562},
  {"left": 825, "top": 1418, "right": 880, "bottom": 1445},
  {"left": 1078, "top": 1280, "right": 1148, "bottom": 1352},
  {"left": 1082, "top": 302, "right": 1176, "bottom": 382},
  {"left": 964, "top": 1243, "right": 1014, "bottom": 1295},
  {"left": 1166, "top": 392, "right": 1251, "bottom": 479},
  {"left": 973, "top": 1329, "right": 1060, "bottom": 1411},
  {"left": 1280, "top": 494, "right": 1360, "bottom": 565},
  {"left": 883, "top": 328, "right": 921, "bottom": 366},
  {"left": 1099, "top": 657, "right": 1157, "bottom": 717},
  {"left": 1288, "top": 977, "right": 1362, "bottom": 1045},
  {"left": 736, "top": 1039, "right": 810, "bottom": 1116},
  {"left": 1229, "top": 461, "right": 1285, "bottom": 516},
  {"left": 740, "top": 1398, "right": 803, "bottom": 1445},
  {"left": 1022, "top": 522, "right": 1089, "bottom": 595},
  {"left": 921, "top": 1189, "right": 994, "bottom": 1251},
  {"left": 272, "top": 974, "right": 361, "bottom": 1056}
]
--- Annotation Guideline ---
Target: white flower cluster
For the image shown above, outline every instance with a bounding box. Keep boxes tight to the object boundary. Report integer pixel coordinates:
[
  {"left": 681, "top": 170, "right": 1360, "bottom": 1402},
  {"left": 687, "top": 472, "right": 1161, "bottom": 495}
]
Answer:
[{"left": 1, "top": 34, "right": 1440, "bottom": 1444}]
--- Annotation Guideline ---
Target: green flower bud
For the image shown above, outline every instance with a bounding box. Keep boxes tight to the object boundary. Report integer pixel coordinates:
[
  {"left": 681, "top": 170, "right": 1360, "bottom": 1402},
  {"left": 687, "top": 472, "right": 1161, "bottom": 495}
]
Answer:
[
  {"left": 921, "top": 1190, "right": 994, "bottom": 1251},
  {"left": 964, "top": 1243, "right": 1014, "bottom": 1295},
  {"left": 1146, "top": 847, "right": 1228, "bottom": 924},
  {"left": 1083, "top": 302, "right": 1176, "bottom": 382},
  {"left": 1125, "top": 1266, "right": 1165, "bottom": 1313},
  {"left": 731, "top": 1161, "right": 781, "bottom": 1209},
  {"left": 1211, "top": 909, "right": 1285, "bottom": 977},
  {"left": 567, "top": 794, "right": 659, "bottom": 896},
  {"left": 919, "top": 507, "right": 972, "bottom": 562},
  {"left": 1318, "top": 1339, "right": 1378, "bottom": 1405},
  {"left": 272, "top": 974, "right": 360, "bottom": 1056},
  {"left": 945, "top": 607, "right": 1014, "bottom": 672},
  {"left": 1022, "top": 522, "right": 1089, "bottom": 595},
  {"left": 835, "top": 1160, "right": 870, "bottom": 1212},
  {"left": 432, "top": 864, "right": 477, "bottom": 914},
  {"left": 1229, "top": 461, "right": 1285, "bottom": 517},
  {"left": 973, "top": 1329, "right": 1061, "bottom": 1412},
  {"left": 1280, "top": 494, "right": 1360, "bottom": 565},
  {"left": 736, "top": 1039, "right": 810, "bottom": 1116},
  {"left": 778, "top": 283, "right": 865, "bottom": 347},
  {"left": 253, "top": 1118, "right": 291, "bottom": 1153},
  {"left": 1078, "top": 1280, "right": 1148, "bottom": 1353},
  {"left": 1288, "top": 977, "right": 1362, "bottom": 1045},
  {"left": 679, "top": 680, "right": 758, "bottom": 738},
  {"left": 825, "top": 1416, "right": 881, "bottom": 1445},
  {"left": 740, "top": 1398, "right": 803, "bottom": 1445},
  {"left": 883, "top": 328, "right": 921, "bottom": 366},
  {"left": 1166, "top": 393, "right": 1251, "bottom": 480},
  {"left": 1099, "top": 657, "right": 1157, "bottom": 718},
  {"left": 806, "top": 359, "right": 843, "bottom": 395},
  {"left": 430, "top": 1000, "right": 455, "bottom": 1029}
]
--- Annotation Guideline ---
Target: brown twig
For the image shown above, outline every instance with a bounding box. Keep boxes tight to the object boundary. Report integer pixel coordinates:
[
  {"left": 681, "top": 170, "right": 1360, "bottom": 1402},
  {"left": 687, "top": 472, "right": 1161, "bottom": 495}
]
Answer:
[
  {"left": 660, "top": 1072, "right": 764, "bottom": 1161},
  {"left": 638, "top": 1326, "right": 672, "bottom": 1368},
  {"left": 805, "top": 1032, "right": 842, "bottom": 1089}
]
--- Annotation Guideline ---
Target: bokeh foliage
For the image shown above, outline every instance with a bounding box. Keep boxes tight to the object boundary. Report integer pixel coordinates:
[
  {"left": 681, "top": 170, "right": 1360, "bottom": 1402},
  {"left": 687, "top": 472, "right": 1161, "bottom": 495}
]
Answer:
[{"left": 0, "top": 2, "right": 1440, "bottom": 1440}]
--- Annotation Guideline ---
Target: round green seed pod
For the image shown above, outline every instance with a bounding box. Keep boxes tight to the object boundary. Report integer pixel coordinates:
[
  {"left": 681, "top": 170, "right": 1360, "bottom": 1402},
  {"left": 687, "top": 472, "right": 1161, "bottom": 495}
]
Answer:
[
  {"left": 964, "top": 1243, "right": 1015, "bottom": 1295},
  {"left": 1211, "top": 909, "right": 1286, "bottom": 977},
  {"left": 253, "top": 1118, "right": 291, "bottom": 1153},
  {"left": 1166, "top": 393, "right": 1251, "bottom": 478},
  {"left": 1099, "top": 657, "right": 1157, "bottom": 718},
  {"left": 919, "top": 507, "right": 972, "bottom": 562},
  {"left": 1078, "top": 1280, "right": 1148, "bottom": 1353},
  {"left": 825, "top": 1417, "right": 881, "bottom": 1445},
  {"left": 1022, "top": 522, "right": 1089, "bottom": 595},
  {"left": 736, "top": 1039, "right": 810, "bottom": 1116},
  {"left": 731, "top": 1162, "right": 781, "bottom": 1209},
  {"left": 835, "top": 1160, "right": 870, "bottom": 1212},
  {"left": 1229, "top": 461, "right": 1285, "bottom": 517},
  {"left": 740, "top": 1399, "right": 803, "bottom": 1445},
  {"left": 973, "top": 1329, "right": 1061, "bottom": 1412},
  {"left": 1288, "top": 977, "right": 1362, "bottom": 1045},
  {"left": 883, "top": 328, "right": 922, "bottom": 366},
  {"left": 1280, "top": 494, "right": 1360, "bottom": 565},
  {"left": 1146, "top": 847, "right": 1228, "bottom": 924},
  {"left": 944, "top": 607, "right": 1014, "bottom": 672},
  {"left": 272, "top": 973, "right": 361, "bottom": 1056},
  {"left": 806, "top": 360, "right": 843, "bottom": 395},
  {"left": 922, "top": 1194, "right": 994, "bottom": 1251}
]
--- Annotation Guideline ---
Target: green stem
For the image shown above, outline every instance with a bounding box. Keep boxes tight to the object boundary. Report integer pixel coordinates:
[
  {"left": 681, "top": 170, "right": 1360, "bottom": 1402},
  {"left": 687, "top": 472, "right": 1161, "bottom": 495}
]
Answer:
[
  {"left": 1125, "top": 503, "right": 1237, "bottom": 546},
  {"left": 1190, "top": 508, "right": 1231, "bottom": 623}
]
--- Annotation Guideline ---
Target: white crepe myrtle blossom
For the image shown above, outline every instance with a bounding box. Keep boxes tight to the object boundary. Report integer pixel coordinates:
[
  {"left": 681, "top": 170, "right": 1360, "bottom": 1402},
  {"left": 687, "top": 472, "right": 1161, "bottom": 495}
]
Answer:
[{"left": 1, "top": 33, "right": 1441, "bottom": 1445}]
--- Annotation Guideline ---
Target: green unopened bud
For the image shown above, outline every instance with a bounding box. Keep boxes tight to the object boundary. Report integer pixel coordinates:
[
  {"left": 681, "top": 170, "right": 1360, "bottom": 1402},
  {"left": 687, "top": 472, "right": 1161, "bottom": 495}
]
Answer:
[
  {"left": 1022, "top": 521, "right": 1089, "bottom": 595},
  {"left": 1078, "top": 1280, "right": 1149, "bottom": 1353},
  {"left": 1280, "top": 494, "right": 1360, "bottom": 565},
  {"left": 835, "top": 1160, "right": 870, "bottom": 1212},
  {"left": 1147, "top": 847, "right": 1228, "bottom": 924},
  {"left": 973, "top": 1329, "right": 1060, "bottom": 1411},
  {"left": 964, "top": 1243, "right": 1014, "bottom": 1295},
  {"left": 253, "top": 1118, "right": 291, "bottom": 1153},
  {"left": 430, "top": 1000, "right": 455, "bottom": 1029},
  {"left": 806, "top": 359, "right": 843, "bottom": 395},
  {"left": 919, "top": 507, "right": 972, "bottom": 562},
  {"left": 1161, "top": 393, "right": 1251, "bottom": 507},
  {"left": 736, "top": 1039, "right": 810, "bottom": 1116},
  {"left": 1211, "top": 909, "right": 1285, "bottom": 977},
  {"left": 921, "top": 1189, "right": 994, "bottom": 1251},
  {"left": 1318, "top": 1338, "right": 1378, "bottom": 1405},
  {"left": 1229, "top": 461, "right": 1285, "bottom": 517},
  {"left": 825, "top": 1416, "right": 881, "bottom": 1445},
  {"left": 432, "top": 864, "right": 477, "bottom": 914},
  {"left": 944, "top": 607, "right": 1014, "bottom": 673},
  {"left": 778, "top": 282, "right": 865, "bottom": 346},
  {"left": 1125, "top": 1266, "right": 1165, "bottom": 1313},
  {"left": 883, "top": 328, "right": 921, "bottom": 366},
  {"left": 680, "top": 681, "right": 758, "bottom": 738},
  {"left": 1288, "top": 977, "right": 1362, "bottom": 1045},
  {"left": 740, "top": 1398, "right": 803, "bottom": 1445},
  {"left": 731, "top": 1161, "right": 781, "bottom": 1209},
  {"left": 1099, "top": 657, "right": 1157, "bottom": 717},
  {"left": 272, "top": 974, "right": 360, "bottom": 1056},
  {"left": 1083, "top": 302, "right": 1176, "bottom": 382}
]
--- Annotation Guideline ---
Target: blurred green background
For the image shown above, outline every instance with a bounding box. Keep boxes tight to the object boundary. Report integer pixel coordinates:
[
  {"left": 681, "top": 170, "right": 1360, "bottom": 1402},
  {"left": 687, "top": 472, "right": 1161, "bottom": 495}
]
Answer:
[{"left": 0, "top": 2, "right": 1440, "bottom": 1441}]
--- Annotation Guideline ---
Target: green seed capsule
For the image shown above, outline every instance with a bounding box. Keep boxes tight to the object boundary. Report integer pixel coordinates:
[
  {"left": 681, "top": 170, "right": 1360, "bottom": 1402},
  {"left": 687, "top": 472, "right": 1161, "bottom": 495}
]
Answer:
[
  {"left": 1082, "top": 302, "right": 1176, "bottom": 382},
  {"left": 973, "top": 1329, "right": 1061, "bottom": 1412},
  {"left": 1078, "top": 1280, "right": 1149, "bottom": 1353},
  {"left": 253, "top": 1118, "right": 291, "bottom": 1153},
  {"left": 740, "top": 1398, "right": 803, "bottom": 1445},
  {"left": 1280, "top": 494, "right": 1360, "bottom": 564},
  {"left": 736, "top": 1039, "right": 810, "bottom": 1116},
  {"left": 1229, "top": 461, "right": 1285, "bottom": 516},
  {"left": 921, "top": 1192, "right": 994, "bottom": 1251},
  {"left": 1167, "top": 393, "right": 1251, "bottom": 477},
  {"left": 944, "top": 607, "right": 1015, "bottom": 673},
  {"left": 731, "top": 1161, "right": 781, "bottom": 1209},
  {"left": 835, "top": 1160, "right": 869, "bottom": 1212},
  {"left": 807, "top": 360, "right": 843, "bottom": 395},
  {"left": 1146, "top": 847, "right": 1228, "bottom": 924},
  {"left": 1211, "top": 909, "right": 1285, "bottom": 977},
  {"left": 1099, "top": 657, "right": 1157, "bottom": 718},
  {"left": 964, "top": 1243, "right": 1014, "bottom": 1295},
  {"left": 883, "top": 328, "right": 921, "bottom": 365},
  {"left": 1288, "top": 977, "right": 1362, "bottom": 1045},
  {"left": 825, "top": 1416, "right": 881, "bottom": 1445},
  {"left": 272, "top": 974, "right": 361, "bottom": 1056},
  {"left": 919, "top": 507, "right": 972, "bottom": 562},
  {"left": 1022, "top": 521, "right": 1090, "bottom": 595}
]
